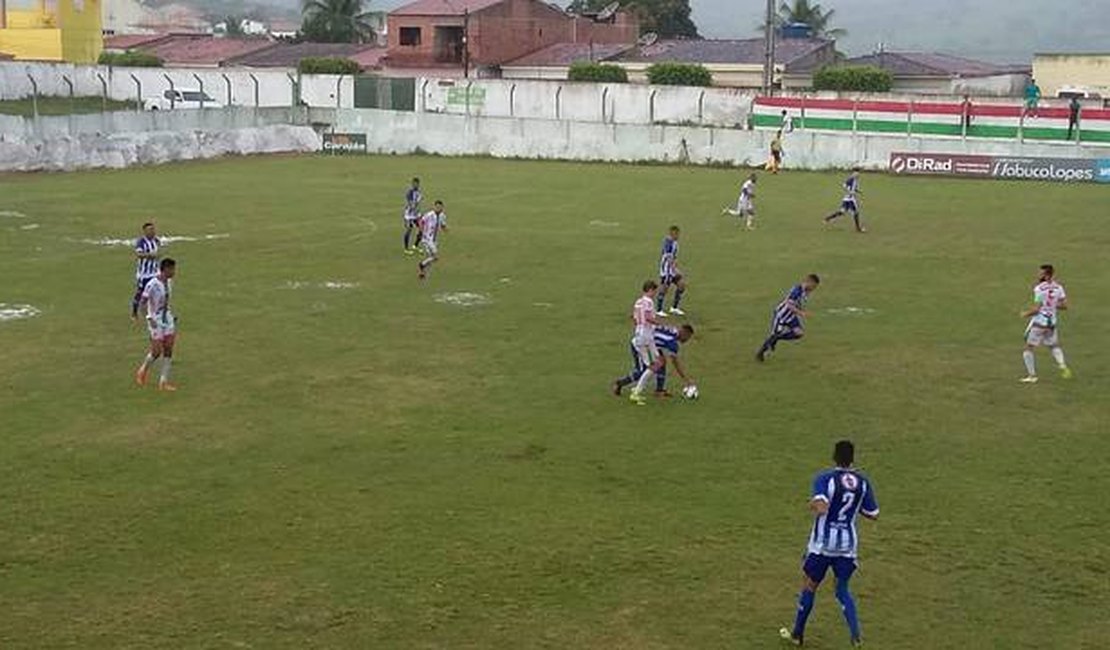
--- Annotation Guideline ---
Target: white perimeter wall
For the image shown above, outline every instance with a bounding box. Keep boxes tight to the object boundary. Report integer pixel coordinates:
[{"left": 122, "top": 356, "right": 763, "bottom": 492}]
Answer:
[
  {"left": 0, "top": 62, "right": 356, "bottom": 109},
  {"left": 0, "top": 108, "right": 322, "bottom": 172},
  {"left": 335, "top": 108, "right": 1108, "bottom": 169}
]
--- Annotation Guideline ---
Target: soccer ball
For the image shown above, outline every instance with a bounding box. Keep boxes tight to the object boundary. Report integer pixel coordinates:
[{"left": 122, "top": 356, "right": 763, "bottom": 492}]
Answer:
[{"left": 682, "top": 384, "right": 700, "bottom": 400}]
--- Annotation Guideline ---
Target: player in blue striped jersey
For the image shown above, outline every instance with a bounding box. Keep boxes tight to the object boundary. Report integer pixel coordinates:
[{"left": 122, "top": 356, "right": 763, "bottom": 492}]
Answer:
[
  {"left": 655, "top": 226, "right": 687, "bottom": 316},
  {"left": 130, "top": 221, "right": 161, "bottom": 321},
  {"left": 823, "top": 168, "right": 866, "bottom": 233},
  {"left": 780, "top": 440, "right": 879, "bottom": 647},
  {"left": 611, "top": 324, "right": 695, "bottom": 398},
  {"left": 757, "top": 274, "right": 819, "bottom": 362},
  {"left": 402, "top": 177, "right": 423, "bottom": 254}
]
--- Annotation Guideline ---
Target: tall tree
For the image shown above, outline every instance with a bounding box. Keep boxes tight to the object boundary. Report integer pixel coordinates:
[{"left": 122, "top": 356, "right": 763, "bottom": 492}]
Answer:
[
  {"left": 773, "top": 0, "right": 845, "bottom": 39},
  {"left": 568, "top": 0, "right": 699, "bottom": 39},
  {"left": 301, "top": 0, "right": 375, "bottom": 43}
]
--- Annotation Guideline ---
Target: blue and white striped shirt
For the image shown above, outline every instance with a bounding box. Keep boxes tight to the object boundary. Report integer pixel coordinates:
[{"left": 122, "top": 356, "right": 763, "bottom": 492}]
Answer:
[
  {"left": 134, "top": 236, "right": 161, "bottom": 280},
  {"left": 843, "top": 175, "right": 860, "bottom": 203},
  {"left": 659, "top": 236, "right": 678, "bottom": 277},
  {"left": 404, "top": 187, "right": 423, "bottom": 219},
  {"left": 773, "top": 284, "right": 807, "bottom": 326},
  {"left": 806, "top": 468, "right": 879, "bottom": 558},
  {"left": 654, "top": 326, "right": 681, "bottom": 356}
]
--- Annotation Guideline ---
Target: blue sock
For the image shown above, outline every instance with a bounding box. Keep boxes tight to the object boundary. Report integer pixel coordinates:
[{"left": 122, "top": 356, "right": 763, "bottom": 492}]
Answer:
[
  {"left": 852, "top": 212, "right": 862, "bottom": 230},
  {"left": 760, "top": 334, "right": 777, "bottom": 352},
  {"left": 656, "top": 290, "right": 666, "bottom": 312},
  {"left": 836, "top": 580, "right": 861, "bottom": 642},
  {"left": 778, "top": 331, "right": 802, "bottom": 343},
  {"left": 792, "top": 589, "right": 816, "bottom": 640},
  {"left": 655, "top": 366, "right": 667, "bottom": 392},
  {"left": 403, "top": 225, "right": 412, "bottom": 249},
  {"left": 673, "top": 287, "right": 685, "bottom": 309},
  {"left": 616, "top": 373, "right": 636, "bottom": 388}
]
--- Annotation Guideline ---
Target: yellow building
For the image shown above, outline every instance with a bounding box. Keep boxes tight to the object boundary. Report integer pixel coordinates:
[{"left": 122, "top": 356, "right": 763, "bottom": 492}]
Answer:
[
  {"left": 0, "top": 0, "right": 103, "bottom": 63},
  {"left": 1033, "top": 53, "right": 1110, "bottom": 97}
]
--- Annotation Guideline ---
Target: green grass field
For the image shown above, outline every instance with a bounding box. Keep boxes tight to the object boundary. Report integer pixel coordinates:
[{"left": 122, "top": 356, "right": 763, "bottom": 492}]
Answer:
[{"left": 1, "top": 155, "right": 1108, "bottom": 649}]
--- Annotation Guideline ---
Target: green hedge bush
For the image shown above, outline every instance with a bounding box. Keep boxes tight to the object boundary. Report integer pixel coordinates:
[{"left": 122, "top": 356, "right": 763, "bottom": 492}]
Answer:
[
  {"left": 98, "top": 51, "right": 164, "bottom": 67},
  {"left": 567, "top": 62, "right": 629, "bottom": 83},
  {"left": 812, "top": 65, "right": 893, "bottom": 92},
  {"left": 298, "top": 57, "right": 361, "bottom": 75},
  {"left": 646, "top": 62, "right": 712, "bottom": 87}
]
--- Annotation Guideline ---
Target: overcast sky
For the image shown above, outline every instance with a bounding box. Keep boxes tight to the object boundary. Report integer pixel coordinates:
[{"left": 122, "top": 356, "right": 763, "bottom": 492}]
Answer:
[{"left": 333, "top": 0, "right": 1110, "bottom": 63}]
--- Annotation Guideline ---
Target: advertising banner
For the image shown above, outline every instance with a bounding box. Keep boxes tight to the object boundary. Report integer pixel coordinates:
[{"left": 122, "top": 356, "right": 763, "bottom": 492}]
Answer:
[
  {"left": 322, "top": 133, "right": 368, "bottom": 154},
  {"left": 891, "top": 152, "right": 1106, "bottom": 183}
]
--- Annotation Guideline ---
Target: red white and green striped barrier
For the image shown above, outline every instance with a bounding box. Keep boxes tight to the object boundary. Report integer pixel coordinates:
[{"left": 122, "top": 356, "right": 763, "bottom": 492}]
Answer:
[{"left": 754, "top": 96, "right": 1110, "bottom": 143}]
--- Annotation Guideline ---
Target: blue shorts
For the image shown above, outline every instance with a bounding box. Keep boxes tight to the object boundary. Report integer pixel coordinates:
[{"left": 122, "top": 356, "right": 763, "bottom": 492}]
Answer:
[
  {"left": 802, "top": 553, "right": 857, "bottom": 584},
  {"left": 841, "top": 199, "right": 858, "bottom": 213},
  {"left": 660, "top": 272, "right": 682, "bottom": 286},
  {"left": 771, "top": 314, "right": 802, "bottom": 334}
]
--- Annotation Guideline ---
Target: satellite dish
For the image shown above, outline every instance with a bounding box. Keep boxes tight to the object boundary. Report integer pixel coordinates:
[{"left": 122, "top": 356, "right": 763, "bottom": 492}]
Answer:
[
  {"left": 596, "top": 1, "right": 620, "bottom": 22},
  {"left": 638, "top": 31, "right": 658, "bottom": 47}
]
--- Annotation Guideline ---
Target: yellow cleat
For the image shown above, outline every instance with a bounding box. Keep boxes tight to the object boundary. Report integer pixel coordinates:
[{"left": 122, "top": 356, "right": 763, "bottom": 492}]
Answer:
[{"left": 629, "top": 392, "right": 647, "bottom": 406}]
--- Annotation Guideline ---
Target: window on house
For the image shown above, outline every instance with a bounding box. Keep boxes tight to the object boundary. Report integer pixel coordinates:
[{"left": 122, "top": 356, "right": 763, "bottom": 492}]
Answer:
[
  {"left": 433, "top": 26, "right": 464, "bottom": 63},
  {"left": 400, "top": 27, "right": 422, "bottom": 46}
]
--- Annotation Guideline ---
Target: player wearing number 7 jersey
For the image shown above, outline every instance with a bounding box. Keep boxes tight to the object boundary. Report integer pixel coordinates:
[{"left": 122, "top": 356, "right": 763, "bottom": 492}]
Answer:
[{"left": 780, "top": 440, "right": 878, "bottom": 648}]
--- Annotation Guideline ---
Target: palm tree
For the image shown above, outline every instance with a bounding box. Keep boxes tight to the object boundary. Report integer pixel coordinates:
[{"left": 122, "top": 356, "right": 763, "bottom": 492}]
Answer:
[
  {"left": 301, "top": 0, "right": 375, "bottom": 43},
  {"left": 775, "top": 0, "right": 845, "bottom": 39}
]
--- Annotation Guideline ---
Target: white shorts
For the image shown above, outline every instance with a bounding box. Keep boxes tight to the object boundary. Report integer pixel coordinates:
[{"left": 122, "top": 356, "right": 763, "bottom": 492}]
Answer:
[
  {"left": 421, "top": 239, "right": 439, "bottom": 257},
  {"left": 403, "top": 211, "right": 419, "bottom": 224},
  {"left": 738, "top": 197, "right": 754, "bottom": 213},
  {"left": 148, "top": 314, "right": 176, "bottom": 341},
  {"left": 1025, "top": 325, "right": 1058, "bottom": 347},
  {"left": 631, "top": 335, "right": 659, "bottom": 368}
]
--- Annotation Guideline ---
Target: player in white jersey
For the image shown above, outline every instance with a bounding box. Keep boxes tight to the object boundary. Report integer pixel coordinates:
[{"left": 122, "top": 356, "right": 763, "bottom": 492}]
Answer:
[
  {"left": 628, "top": 280, "right": 663, "bottom": 406},
  {"left": 131, "top": 221, "right": 161, "bottom": 320},
  {"left": 723, "top": 173, "right": 757, "bottom": 230},
  {"left": 417, "top": 200, "right": 448, "bottom": 280},
  {"left": 1020, "top": 264, "right": 1072, "bottom": 383},
  {"left": 135, "top": 258, "right": 178, "bottom": 391}
]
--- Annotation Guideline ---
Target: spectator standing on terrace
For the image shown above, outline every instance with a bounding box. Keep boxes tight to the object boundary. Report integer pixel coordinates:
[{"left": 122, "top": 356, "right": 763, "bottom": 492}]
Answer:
[
  {"left": 961, "top": 95, "right": 973, "bottom": 133},
  {"left": 782, "top": 110, "right": 795, "bottom": 133},
  {"left": 1024, "top": 79, "right": 1041, "bottom": 117},
  {"left": 1067, "top": 96, "right": 1082, "bottom": 140}
]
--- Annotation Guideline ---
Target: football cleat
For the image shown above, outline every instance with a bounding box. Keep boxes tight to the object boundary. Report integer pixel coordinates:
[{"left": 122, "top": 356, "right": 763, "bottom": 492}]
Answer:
[
  {"left": 1060, "top": 366, "right": 1073, "bottom": 379},
  {"left": 1019, "top": 375, "right": 1039, "bottom": 384},
  {"left": 629, "top": 392, "right": 647, "bottom": 406},
  {"left": 669, "top": 307, "right": 686, "bottom": 316},
  {"left": 157, "top": 381, "right": 177, "bottom": 392},
  {"left": 135, "top": 366, "right": 148, "bottom": 387}
]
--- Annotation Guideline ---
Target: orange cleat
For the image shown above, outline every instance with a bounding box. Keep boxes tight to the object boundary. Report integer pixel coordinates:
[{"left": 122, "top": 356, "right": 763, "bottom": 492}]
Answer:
[{"left": 135, "top": 366, "right": 148, "bottom": 387}]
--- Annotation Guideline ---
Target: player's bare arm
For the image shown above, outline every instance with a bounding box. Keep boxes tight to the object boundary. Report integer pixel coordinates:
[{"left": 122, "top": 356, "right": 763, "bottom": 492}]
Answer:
[
  {"left": 809, "top": 497, "right": 830, "bottom": 515},
  {"left": 669, "top": 354, "right": 693, "bottom": 386}
]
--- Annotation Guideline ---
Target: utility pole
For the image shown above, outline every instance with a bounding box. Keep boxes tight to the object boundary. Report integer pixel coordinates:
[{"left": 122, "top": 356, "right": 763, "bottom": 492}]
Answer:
[
  {"left": 762, "top": 0, "right": 775, "bottom": 94},
  {"left": 463, "top": 9, "right": 471, "bottom": 79}
]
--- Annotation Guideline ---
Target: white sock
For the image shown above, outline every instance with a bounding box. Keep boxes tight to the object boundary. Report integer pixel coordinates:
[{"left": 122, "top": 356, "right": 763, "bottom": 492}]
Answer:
[
  {"left": 746, "top": 215, "right": 754, "bottom": 228},
  {"left": 1023, "top": 350, "right": 1036, "bottom": 376},
  {"left": 160, "top": 358, "right": 173, "bottom": 383},
  {"left": 1051, "top": 347, "right": 1067, "bottom": 368},
  {"left": 634, "top": 369, "right": 655, "bottom": 395}
]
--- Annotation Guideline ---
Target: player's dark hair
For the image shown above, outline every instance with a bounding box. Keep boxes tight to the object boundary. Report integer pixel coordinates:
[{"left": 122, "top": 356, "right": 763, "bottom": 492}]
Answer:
[
  {"left": 160, "top": 258, "right": 176, "bottom": 271},
  {"left": 642, "top": 280, "right": 658, "bottom": 292},
  {"left": 833, "top": 440, "right": 854, "bottom": 467},
  {"left": 434, "top": 200, "right": 444, "bottom": 207},
  {"left": 142, "top": 222, "right": 154, "bottom": 229},
  {"left": 413, "top": 177, "right": 420, "bottom": 183},
  {"left": 669, "top": 225, "right": 680, "bottom": 233},
  {"left": 1040, "top": 264, "right": 1054, "bottom": 276},
  {"left": 681, "top": 324, "right": 694, "bottom": 335},
  {"left": 807, "top": 273, "right": 821, "bottom": 285}
]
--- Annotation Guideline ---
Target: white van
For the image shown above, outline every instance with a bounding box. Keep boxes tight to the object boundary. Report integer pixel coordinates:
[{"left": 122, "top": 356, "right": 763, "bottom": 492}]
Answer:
[{"left": 145, "top": 89, "right": 222, "bottom": 110}]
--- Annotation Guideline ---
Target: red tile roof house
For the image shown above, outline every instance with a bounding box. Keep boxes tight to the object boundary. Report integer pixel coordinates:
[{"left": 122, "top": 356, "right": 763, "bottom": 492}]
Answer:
[
  {"left": 384, "top": 0, "right": 638, "bottom": 78},
  {"left": 226, "top": 42, "right": 387, "bottom": 72},
  {"left": 842, "top": 51, "right": 1031, "bottom": 96},
  {"left": 111, "top": 34, "right": 277, "bottom": 67}
]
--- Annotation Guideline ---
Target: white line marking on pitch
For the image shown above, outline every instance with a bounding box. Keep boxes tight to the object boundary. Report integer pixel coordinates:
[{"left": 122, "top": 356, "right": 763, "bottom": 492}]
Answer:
[
  {"left": 588, "top": 220, "right": 620, "bottom": 228},
  {"left": 0, "top": 304, "right": 41, "bottom": 322},
  {"left": 435, "top": 292, "right": 492, "bottom": 307},
  {"left": 0, "top": 210, "right": 27, "bottom": 219},
  {"left": 77, "top": 233, "right": 230, "bottom": 246},
  {"left": 826, "top": 307, "right": 876, "bottom": 315}
]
